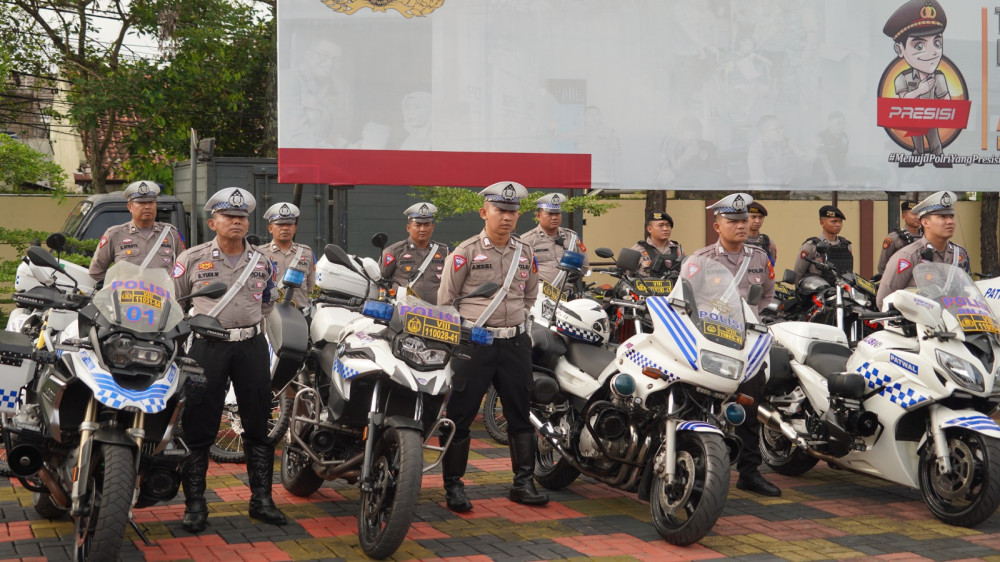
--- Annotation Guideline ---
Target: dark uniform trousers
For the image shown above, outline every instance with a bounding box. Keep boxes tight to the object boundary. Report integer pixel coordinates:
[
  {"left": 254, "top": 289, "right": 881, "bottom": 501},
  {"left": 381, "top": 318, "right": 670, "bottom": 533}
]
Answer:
[
  {"left": 448, "top": 332, "right": 533, "bottom": 442},
  {"left": 735, "top": 368, "right": 766, "bottom": 478},
  {"left": 183, "top": 333, "right": 271, "bottom": 449}
]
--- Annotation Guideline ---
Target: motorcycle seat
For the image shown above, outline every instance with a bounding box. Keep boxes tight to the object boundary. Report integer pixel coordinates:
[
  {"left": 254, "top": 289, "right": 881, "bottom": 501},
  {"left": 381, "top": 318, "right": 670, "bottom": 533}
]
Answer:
[
  {"left": 531, "top": 323, "right": 567, "bottom": 370},
  {"left": 804, "top": 341, "right": 852, "bottom": 378},
  {"left": 566, "top": 341, "right": 616, "bottom": 380}
]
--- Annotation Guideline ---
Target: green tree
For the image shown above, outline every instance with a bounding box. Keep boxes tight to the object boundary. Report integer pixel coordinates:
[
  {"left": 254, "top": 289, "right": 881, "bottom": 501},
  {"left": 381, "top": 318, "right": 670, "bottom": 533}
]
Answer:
[{"left": 0, "top": 133, "right": 67, "bottom": 191}]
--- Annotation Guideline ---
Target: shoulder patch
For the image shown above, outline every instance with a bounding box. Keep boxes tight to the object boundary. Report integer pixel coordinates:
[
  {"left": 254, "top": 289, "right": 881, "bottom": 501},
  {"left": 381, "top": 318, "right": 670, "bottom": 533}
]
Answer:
[
  {"left": 800, "top": 250, "right": 808, "bottom": 259},
  {"left": 98, "top": 236, "right": 108, "bottom": 249},
  {"left": 384, "top": 252, "right": 395, "bottom": 265},
  {"left": 897, "top": 259, "right": 911, "bottom": 274},
  {"left": 768, "top": 261, "right": 775, "bottom": 280},
  {"left": 882, "top": 238, "right": 891, "bottom": 249},
  {"left": 532, "top": 256, "right": 539, "bottom": 274},
  {"left": 578, "top": 241, "right": 586, "bottom": 252},
  {"left": 453, "top": 255, "right": 466, "bottom": 271},
  {"left": 172, "top": 262, "right": 186, "bottom": 278}
]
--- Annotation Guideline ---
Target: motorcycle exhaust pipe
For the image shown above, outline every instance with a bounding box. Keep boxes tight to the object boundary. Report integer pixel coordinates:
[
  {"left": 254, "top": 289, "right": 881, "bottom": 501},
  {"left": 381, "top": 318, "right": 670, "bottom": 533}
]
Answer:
[
  {"left": 37, "top": 467, "right": 70, "bottom": 510},
  {"left": 8, "top": 444, "right": 44, "bottom": 478},
  {"left": 756, "top": 404, "right": 809, "bottom": 450},
  {"left": 529, "top": 411, "right": 590, "bottom": 476}
]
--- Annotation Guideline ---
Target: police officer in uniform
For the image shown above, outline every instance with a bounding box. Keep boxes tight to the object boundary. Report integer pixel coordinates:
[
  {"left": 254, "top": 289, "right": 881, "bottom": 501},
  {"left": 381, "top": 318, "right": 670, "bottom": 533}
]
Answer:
[
  {"left": 381, "top": 202, "right": 449, "bottom": 304},
  {"left": 172, "top": 187, "right": 286, "bottom": 532},
  {"left": 89, "top": 180, "right": 185, "bottom": 282},
  {"left": 630, "top": 211, "right": 684, "bottom": 277},
  {"left": 876, "top": 200, "right": 921, "bottom": 275},
  {"left": 437, "top": 181, "right": 548, "bottom": 512},
  {"left": 692, "top": 193, "right": 780, "bottom": 496},
  {"left": 520, "top": 193, "right": 589, "bottom": 285},
  {"left": 793, "top": 205, "right": 853, "bottom": 283},
  {"left": 260, "top": 202, "right": 315, "bottom": 310},
  {"left": 745, "top": 201, "right": 777, "bottom": 265},
  {"left": 876, "top": 191, "right": 970, "bottom": 309}
]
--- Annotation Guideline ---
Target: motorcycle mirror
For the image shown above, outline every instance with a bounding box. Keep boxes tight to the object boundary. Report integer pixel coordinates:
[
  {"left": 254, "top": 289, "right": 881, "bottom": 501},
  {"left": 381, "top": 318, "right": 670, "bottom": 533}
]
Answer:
[
  {"left": 453, "top": 281, "right": 499, "bottom": 307},
  {"left": 323, "top": 244, "right": 356, "bottom": 269},
  {"left": 815, "top": 240, "right": 830, "bottom": 255},
  {"left": 595, "top": 247, "right": 614, "bottom": 259},
  {"left": 781, "top": 269, "right": 796, "bottom": 285},
  {"left": 371, "top": 232, "right": 388, "bottom": 250},
  {"left": 246, "top": 234, "right": 261, "bottom": 246},
  {"left": 45, "top": 233, "right": 67, "bottom": 252},
  {"left": 746, "top": 284, "right": 763, "bottom": 307},
  {"left": 186, "top": 314, "right": 229, "bottom": 339},
  {"left": 617, "top": 248, "right": 642, "bottom": 274},
  {"left": 27, "top": 246, "right": 62, "bottom": 270},
  {"left": 180, "top": 281, "right": 228, "bottom": 302}
]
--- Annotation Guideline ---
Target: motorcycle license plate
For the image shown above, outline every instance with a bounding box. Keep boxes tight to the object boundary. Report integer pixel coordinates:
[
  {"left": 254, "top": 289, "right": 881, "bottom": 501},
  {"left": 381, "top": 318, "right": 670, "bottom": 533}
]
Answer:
[
  {"left": 855, "top": 276, "right": 877, "bottom": 295},
  {"left": 541, "top": 281, "right": 566, "bottom": 302},
  {"left": 957, "top": 313, "right": 1000, "bottom": 334},
  {"left": 634, "top": 278, "right": 672, "bottom": 296},
  {"left": 404, "top": 312, "right": 460, "bottom": 344}
]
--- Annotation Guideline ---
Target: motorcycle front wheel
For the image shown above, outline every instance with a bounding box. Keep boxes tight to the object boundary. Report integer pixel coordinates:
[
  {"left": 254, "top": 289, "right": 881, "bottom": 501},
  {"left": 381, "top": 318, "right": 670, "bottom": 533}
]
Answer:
[
  {"left": 483, "top": 385, "right": 508, "bottom": 446},
  {"left": 74, "top": 443, "right": 136, "bottom": 562},
  {"left": 211, "top": 386, "right": 292, "bottom": 463},
  {"left": 280, "top": 442, "right": 324, "bottom": 497},
  {"left": 649, "top": 431, "right": 730, "bottom": 546},
  {"left": 919, "top": 429, "right": 1000, "bottom": 527},
  {"left": 358, "top": 426, "right": 422, "bottom": 560}
]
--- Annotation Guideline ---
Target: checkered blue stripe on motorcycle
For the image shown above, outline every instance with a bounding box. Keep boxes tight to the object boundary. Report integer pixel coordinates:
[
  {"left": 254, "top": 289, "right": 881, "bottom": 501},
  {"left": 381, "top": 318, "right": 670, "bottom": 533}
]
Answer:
[
  {"left": 334, "top": 359, "right": 359, "bottom": 380},
  {"left": 92, "top": 373, "right": 171, "bottom": 413},
  {"left": 856, "top": 362, "right": 928, "bottom": 409},
  {"left": 624, "top": 348, "right": 677, "bottom": 382},
  {"left": 943, "top": 415, "right": 1000, "bottom": 437},
  {"left": 0, "top": 389, "right": 17, "bottom": 410},
  {"left": 555, "top": 320, "right": 602, "bottom": 343}
]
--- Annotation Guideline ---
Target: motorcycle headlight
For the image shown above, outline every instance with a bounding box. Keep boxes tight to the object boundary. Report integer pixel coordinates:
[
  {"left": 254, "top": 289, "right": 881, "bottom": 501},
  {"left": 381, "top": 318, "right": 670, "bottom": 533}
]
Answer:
[
  {"left": 394, "top": 335, "right": 450, "bottom": 371},
  {"left": 102, "top": 334, "right": 169, "bottom": 369},
  {"left": 701, "top": 350, "right": 743, "bottom": 380},
  {"left": 936, "top": 349, "right": 984, "bottom": 392}
]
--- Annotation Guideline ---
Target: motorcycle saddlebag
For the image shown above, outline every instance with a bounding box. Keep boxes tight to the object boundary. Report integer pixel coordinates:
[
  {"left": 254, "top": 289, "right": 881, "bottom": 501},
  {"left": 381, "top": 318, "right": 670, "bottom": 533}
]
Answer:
[
  {"left": 266, "top": 303, "right": 310, "bottom": 392},
  {"left": 0, "top": 331, "right": 35, "bottom": 413}
]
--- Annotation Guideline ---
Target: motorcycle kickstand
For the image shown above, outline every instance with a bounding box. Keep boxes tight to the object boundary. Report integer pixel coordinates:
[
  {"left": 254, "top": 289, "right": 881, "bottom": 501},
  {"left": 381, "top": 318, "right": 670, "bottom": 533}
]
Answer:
[{"left": 129, "top": 518, "right": 156, "bottom": 547}]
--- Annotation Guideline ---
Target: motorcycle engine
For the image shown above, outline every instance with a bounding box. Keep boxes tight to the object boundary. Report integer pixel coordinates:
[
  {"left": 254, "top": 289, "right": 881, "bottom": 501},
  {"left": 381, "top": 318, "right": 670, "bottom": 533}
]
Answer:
[{"left": 579, "top": 402, "right": 632, "bottom": 459}]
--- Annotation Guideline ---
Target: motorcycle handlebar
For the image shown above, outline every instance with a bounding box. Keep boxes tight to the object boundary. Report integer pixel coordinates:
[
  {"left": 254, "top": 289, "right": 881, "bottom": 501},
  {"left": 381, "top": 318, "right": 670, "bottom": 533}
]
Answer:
[{"left": 314, "top": 295, "right": 364, "bottom": 308}]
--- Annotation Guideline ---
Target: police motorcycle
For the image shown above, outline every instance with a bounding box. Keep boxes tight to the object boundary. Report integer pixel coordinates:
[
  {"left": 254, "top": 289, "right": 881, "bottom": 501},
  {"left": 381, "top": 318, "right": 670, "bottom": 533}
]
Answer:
[
  {"left": 530, "top": 251, "right": 770, "bottom": 545},
  {"left": 0, "top": 244, "right": 229, "bottom": 561},
  {"left": 277, "top": 237, "right": 498, "bottom": 559},
  {"left": 765, "top": 239, "right": 879, "bottom": 346},
  {"left": 594, "top": 246, "right": 680, "bottom": 344},
  {"left": 759, "top": 261, "right": 1000, "bottom": 527}
]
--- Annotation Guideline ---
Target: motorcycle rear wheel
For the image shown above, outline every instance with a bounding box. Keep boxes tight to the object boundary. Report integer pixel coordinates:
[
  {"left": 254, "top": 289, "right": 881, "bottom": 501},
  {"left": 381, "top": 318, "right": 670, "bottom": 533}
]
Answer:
[
  {"left": 482, "top": 385, "right": 508, "bottom": 446},
  {"left": 358, "top": 427, "right": 422, "bottom": 560},
  {"left": 919, "top": 429, "right": 1000, "bottom": 527},
  {"left": 210, "top": 386, "right": 292, "bottom": 463},
  {"left": 74, "top": 443, "right": 136, "bottom": 562},
  {"left": 759, "top": 422, "right": 819, "bottom": 476},
  {"left": 650, "top": 432, "right": 730, "bottom": 546},
  {"left": 534, "top": 431, "right": 580, "bottom": 490}
]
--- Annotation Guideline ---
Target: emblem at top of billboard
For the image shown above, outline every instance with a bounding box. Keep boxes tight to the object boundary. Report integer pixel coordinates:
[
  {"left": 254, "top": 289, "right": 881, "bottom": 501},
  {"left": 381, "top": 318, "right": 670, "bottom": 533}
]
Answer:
[
  {"left": 876, "top": 0, "right": 971, "bottom": 168},
  {"left": 321, "top": 0, "right": 444, "bottom": 18}
]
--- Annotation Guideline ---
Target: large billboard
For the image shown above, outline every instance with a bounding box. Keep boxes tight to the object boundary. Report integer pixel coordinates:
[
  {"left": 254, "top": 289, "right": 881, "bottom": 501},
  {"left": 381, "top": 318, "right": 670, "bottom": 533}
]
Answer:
[{"left": 278, "top": 0, "right": 1000, "bottom": 191}]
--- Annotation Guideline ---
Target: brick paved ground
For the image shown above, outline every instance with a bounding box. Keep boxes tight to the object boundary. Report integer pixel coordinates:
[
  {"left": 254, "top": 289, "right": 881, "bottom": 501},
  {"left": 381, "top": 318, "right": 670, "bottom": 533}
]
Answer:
[{"left": 3, "top": 419, "right": 1000, "bottom": 561}]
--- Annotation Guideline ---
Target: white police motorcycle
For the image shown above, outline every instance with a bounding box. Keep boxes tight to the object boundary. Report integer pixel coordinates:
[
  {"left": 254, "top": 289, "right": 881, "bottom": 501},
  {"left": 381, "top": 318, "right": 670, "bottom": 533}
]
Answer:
[
  {"left": 277, "top": 240, "right": 496, "bottom": 559},
  {"left": 1, "top": 246, "right": 228, "bottom": 561},
  {"left": 531, "top": 252, "right": 770, "bottom": 545},
  {"left": 761, "top": 262, "right": 1000, "bottom": 527}
]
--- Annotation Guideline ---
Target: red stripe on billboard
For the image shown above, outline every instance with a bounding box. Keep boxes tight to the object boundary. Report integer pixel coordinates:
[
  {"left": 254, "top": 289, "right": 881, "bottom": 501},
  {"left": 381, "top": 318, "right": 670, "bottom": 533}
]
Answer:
[
  {"left": 877, "top": 98, "right": 971, "bottom": 137},
  {"left": 278, "top": 148, "right": 591, "bottom": 188}
]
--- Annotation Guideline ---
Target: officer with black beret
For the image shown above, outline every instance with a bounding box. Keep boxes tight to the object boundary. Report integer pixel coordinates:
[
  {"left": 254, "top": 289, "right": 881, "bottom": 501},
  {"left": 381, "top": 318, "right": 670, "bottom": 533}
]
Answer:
[
  {"left": 877, "top": 200, "right": 922, "bottom": 275},
  {"left": 745, "top": 201, "right": 777, "bottom": 265},
  {"left": 793, "top": 205, "right": 853, "bottom": 282},
  {"left": 629, "top": 211, "right": 684, "bottom": 277}
]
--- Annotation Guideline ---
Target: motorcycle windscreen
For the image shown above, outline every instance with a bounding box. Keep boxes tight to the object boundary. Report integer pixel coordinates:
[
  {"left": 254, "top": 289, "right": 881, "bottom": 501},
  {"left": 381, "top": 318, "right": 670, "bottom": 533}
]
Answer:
[
  {"left": 676, "top": 255, "right": 747, "bottom": 350},
  {"left": 395, "top": 294, "right": 462, "bottom": 345},
  {"left": 92, "top": 262, "right": 184, "bottom": 333},
  {"left": 913, "top": 262, "right": 1000, "bottom": 338}
]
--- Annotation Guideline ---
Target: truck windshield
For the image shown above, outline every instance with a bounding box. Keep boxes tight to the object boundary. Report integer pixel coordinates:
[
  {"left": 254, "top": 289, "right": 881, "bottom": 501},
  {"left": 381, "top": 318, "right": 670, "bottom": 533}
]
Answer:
[{"left": 60, "top": 200, "right": 94, "bottom": 236}]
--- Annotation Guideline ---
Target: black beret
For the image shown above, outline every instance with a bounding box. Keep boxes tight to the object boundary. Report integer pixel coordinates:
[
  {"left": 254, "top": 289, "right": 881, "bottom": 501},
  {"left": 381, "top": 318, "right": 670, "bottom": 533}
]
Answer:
[
  {"left": 747, "top": 202, "right": 768, "bottom": 216},
  {"left": 819, "top": 205, "right": 846, "bottom": 220},
  {"left": 647, "top": 211, "right": 674, "bottom": 227},
  {"left": 901, "top": 199, "right": 918, "bottom": 212}
]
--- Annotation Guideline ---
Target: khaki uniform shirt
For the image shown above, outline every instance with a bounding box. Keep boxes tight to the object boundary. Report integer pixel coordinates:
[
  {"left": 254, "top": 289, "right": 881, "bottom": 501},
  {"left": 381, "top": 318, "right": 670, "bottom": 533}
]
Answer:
[
  {"left": 629, "top": 238, "right": 685, "bottom": 277},
  {"left": 172, "top": 238, "right": 275, "bottom": 329},
  {"left": 519, "top": 225, "right": 589, "bottom": 285},
  {"left": 437, "top": 230, "right": 538, "bottom": 328},
  {"left": 876, "top": 228, "right": 921, "bottom": 275},
  {"left": 691, "top": 242, "right": 775, "bottom": 316},
  {"left": 875, "top": 237, "right": 971, "bottom": 309},
  {"left": 793, "top": 235, "right": 853, "bottom": 282},
  {"left": 262, "top": 241, "right": 316, "bottom": 309},
  {"left": 89, "top": 221, "right": 185, "bottom": 282},
  {"left": 380, "top": 237, "right": 449, "bottom": 305}
]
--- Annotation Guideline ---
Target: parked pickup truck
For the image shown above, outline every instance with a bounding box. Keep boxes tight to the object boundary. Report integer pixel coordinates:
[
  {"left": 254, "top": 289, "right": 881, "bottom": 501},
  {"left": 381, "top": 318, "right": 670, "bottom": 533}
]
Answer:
[{"left": 60, "top": 193, "right": 188, "bottom": 250}]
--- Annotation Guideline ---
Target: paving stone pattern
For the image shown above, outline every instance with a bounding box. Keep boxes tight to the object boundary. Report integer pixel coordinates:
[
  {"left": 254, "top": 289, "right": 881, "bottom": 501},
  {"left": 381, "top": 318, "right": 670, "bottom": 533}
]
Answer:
[{"left": 3, "top": 421, "right": 1000, "bottom": 561}]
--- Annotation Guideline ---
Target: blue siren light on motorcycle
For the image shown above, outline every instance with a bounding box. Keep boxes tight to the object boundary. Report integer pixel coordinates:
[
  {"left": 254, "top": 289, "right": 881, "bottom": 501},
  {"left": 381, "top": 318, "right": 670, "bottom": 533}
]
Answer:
[
  {"left": 611, "top": 373, "right": 636, "bottom": 396},
  {"left": 362, "top": 300, "right": 394, "bottom": 321},
  {"left": 724, "top": 402, "right": 746, "bottom": 425},
  {"left": 470, "top": 326, "right": 494, "bottom": 346},
  {"left": 281, "top": 267, "right": 305, "bottom": 288},
  {"left": 557, "top": 250, "right": 585, "bottom": 272}
]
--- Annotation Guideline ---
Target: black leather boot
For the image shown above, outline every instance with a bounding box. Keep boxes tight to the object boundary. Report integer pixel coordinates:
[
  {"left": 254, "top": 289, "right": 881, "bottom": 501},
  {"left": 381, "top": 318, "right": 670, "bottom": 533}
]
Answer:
[
  {"left": 507, "top": 432, "right": 548, "bottom": 506},
  {"left": 245, "top": 443, "right": 288, "bottom": 525},
  {"left": 181, "top": 449, "right": 209, "bottom": 533},
  {"left": 442, "top": 436, "right": 473, "bottom": 512}
]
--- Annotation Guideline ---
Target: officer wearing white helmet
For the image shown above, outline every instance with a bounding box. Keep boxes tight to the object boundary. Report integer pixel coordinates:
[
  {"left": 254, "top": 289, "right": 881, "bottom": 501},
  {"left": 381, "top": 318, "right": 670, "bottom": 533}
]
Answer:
[
  {"left": 261, "top": 202, "right": 315, "bottom": 310},
  {"left": 692, "top": 192, "right": 780, "bottom": 497},
  {"left": 88, "top": 180, "right": 185, "bottom": 282},
  {"left": 171, "top": 187, "right": 286, "bottom": 533},
  {"left": 380, "top": 202, "right": 449, "bottom": 304},
  {"left": 876, "top": 191, "right": 970, "bottom": 309},
  {"left": 520, "top": 193, "right": 589, "bottom": 285},
  {"left": 437, "top": 181, "right": 548, "bottom": 512}
]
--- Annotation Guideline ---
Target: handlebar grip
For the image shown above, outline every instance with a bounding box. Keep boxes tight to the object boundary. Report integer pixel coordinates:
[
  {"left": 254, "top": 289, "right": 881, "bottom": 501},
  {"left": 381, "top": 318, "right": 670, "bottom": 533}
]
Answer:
[
  {"left": 857, "top": 310, "right": 898, "bottom": 320},
  {"left": 316, "top": 295, "right": 362, "bottom": 307}
]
